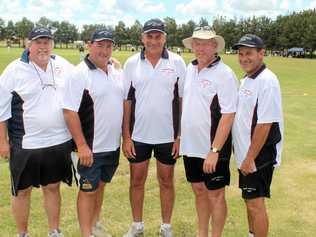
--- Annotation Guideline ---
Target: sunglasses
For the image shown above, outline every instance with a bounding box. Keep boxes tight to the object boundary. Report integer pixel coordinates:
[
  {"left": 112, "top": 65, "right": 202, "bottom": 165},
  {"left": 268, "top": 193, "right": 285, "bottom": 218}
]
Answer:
[{"left": 194, "top": 26, "right": 212, "bottom": 31}]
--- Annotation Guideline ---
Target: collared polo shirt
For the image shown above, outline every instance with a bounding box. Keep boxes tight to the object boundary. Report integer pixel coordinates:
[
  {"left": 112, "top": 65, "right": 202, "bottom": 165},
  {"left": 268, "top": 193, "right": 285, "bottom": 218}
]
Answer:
[
  {"left": 180, "top": 57, "right": 238, "bottom": 159},
  {"left": 232, "top": 65, "right": 284, "bottom": 169},
  {"left": 63, "top": 56, "right": 124, "bottom": 153},
  {"left": 123, "top": 48, "right": 186, "bottom": 144},
  {"left": 0, "top": 49, "right": 73, "bottom": 149}
]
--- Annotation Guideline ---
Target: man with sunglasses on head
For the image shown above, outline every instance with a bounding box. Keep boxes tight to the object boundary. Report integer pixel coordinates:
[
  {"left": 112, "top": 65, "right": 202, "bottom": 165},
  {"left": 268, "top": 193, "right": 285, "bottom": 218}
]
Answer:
[
  {"left": 180, "top": 26, "right": 238, "bottom": 237},
  {"left": 63, "top": 29, "right": 124, "bottom": 237},
  {"left": 122, "top": 18, "right": 186, "bottom": 237},
  {"left": 0, "top": 27, "right": 74, "bottom": 237}
]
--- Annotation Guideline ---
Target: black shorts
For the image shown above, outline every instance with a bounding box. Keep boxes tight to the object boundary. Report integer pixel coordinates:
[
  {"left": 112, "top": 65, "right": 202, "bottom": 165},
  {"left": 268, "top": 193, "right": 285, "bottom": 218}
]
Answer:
[
  {"left": 9, "top": 140, "right": 73, "bottom": 196},
  {"left": 239, "top": 165, "right": 274, "bottom": 199},
  {"left": 77, "top": 148, "right": 120, "bottom": 192},
  {"left": 128, "top": 141, "right": 176, "bottom": 165},
  {"left": 183, "top": 156, "right": 230, "bottom": 190}
]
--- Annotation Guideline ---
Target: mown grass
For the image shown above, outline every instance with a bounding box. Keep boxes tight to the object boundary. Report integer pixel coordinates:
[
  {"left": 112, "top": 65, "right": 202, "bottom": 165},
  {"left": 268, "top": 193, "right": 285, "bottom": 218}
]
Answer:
[{"left": 0, "top": 47, "right": 315, "bottom": 236}]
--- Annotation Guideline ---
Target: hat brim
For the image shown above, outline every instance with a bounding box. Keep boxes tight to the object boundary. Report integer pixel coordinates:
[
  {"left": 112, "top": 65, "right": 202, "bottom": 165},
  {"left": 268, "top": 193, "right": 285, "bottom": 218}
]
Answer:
[
  {"left": 93, "top": 38, "right": 115, "bottom": 43},
  {"left": 143, "top": 29, "right": 166, "bottom": 34},
  {"left": 31, "top": 35, "right": 53, "bottom": 41},
  {"left": 232, "top": 43, "right": 259, "bottom": 50},
  {"left": 182, "top": 35, "right": 225, "bottom": 53}
]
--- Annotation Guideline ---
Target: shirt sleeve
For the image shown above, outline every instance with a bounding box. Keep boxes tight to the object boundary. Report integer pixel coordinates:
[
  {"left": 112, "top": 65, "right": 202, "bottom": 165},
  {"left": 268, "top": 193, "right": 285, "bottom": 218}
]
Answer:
[
  {"left": 217, "top": 69, "right": 239, "bottom": 114},
  {"left": 0, "top": 63, "right": 16, "bottom": 121},
  {"left": 257, "top": 80, "right": 282, "bottom": 123},
  {"left": 175, "top": 57, "right": 187, "bottom": 98},
  {"left": 62, "top": 69, "right": 86, "bottom": 112},
  {"left": 123, "top": 61, "right": 134, "bottom": 101}
]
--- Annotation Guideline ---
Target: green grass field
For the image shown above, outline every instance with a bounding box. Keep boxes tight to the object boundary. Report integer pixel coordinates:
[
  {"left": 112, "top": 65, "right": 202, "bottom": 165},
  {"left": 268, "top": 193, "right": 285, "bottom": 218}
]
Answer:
[{"left": 0, "top": 48, "right": 315, "bottom": 237}]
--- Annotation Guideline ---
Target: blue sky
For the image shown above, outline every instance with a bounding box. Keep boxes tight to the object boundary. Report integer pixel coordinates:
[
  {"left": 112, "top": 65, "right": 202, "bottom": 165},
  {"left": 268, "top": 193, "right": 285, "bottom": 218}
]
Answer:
[{"left": 0, "top": 0, "right": 315, "bottom": 30}]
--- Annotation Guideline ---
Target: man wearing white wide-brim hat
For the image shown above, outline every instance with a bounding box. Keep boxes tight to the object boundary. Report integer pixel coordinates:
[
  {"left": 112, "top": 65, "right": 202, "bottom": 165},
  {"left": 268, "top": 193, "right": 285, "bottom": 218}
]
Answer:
[{"left": 180, "top": 26, "right": 238, "bottom": 237}]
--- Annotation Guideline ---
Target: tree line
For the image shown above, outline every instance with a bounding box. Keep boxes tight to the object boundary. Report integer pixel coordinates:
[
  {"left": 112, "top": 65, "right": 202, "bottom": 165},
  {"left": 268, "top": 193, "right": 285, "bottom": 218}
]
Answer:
[{"left": 0, "top": 9, "right": 315, "bottom": 55}]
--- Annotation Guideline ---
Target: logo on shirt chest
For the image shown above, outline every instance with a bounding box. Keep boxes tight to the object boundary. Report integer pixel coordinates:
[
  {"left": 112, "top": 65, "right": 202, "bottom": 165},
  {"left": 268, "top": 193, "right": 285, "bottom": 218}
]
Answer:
[
  {"left": 159, "top": 67, "right": 175, "bottom": 75},
  {"left": 54, "top": 66, "right": 63, "bottom": 76},
  {"left": 241, "top": 88, "right": 253, "bottom": 97},
  {"left": 199, "top": 79, "right": 211, "bottom": 88}
]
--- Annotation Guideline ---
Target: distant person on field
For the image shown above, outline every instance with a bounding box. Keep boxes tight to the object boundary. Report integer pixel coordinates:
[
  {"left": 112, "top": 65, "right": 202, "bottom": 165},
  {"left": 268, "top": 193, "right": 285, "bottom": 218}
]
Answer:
[{"left": 232, "top": 34, "right": 284, "bottom": 237}]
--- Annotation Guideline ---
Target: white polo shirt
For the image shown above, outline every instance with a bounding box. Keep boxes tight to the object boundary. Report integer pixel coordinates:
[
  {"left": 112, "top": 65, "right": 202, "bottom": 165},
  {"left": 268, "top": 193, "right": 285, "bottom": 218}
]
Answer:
[
  {"left": 63, "top": 56, "right": 124, "bottom": 153},
  {"left": 123, "top": 48, "right": 186, "bottom": 144},
  {"left": 0, "top": 49, "right": 73, "bottom": 149},
  {"left": 232, "top": 65, "right": 284, "bottom": 169},
  {"left": 180, "top": 57, "right": 238, "bottom": 159}
]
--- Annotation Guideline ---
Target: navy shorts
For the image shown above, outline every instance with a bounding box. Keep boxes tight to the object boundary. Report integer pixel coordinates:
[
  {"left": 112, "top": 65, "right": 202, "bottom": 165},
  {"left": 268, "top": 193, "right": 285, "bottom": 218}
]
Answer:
[
  {"left": 127, "top": 141, "right": 176, "bottom": 165},
  {"left": 183, "top": 156, "right": 230, "bottom": 190},
  {"left": 78, "top": 148, "right": 120, "bottom": 192},
  {"left": 239, "top": 164, "right": 274, "bottom": 199}
]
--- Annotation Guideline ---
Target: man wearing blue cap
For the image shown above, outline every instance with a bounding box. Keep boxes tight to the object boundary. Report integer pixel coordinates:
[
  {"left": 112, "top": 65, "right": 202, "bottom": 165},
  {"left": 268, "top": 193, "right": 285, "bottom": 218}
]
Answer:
[
  {"left": 122, "top": 18, "right": 186, "bottom": 237},
  {"left": 232, "top": 34, "right": 284, "bottom": 237},
  {"left": 63, "top": 29, "right": 124, "bottom": 237},
  {"left": 0, "top": 27, "right": 74, "bottom": 237}
]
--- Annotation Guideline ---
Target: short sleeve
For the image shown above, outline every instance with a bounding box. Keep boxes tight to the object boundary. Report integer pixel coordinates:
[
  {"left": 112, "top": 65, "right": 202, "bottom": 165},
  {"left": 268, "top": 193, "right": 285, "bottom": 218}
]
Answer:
[
  {"left": 0, "top": 63, "right": 17, "bottom": 121},
  {"left": 217, "top": 69, "right": 239, "bottom": 114},
  {"left": 257, "top": 81, "right": 282, "bottom": 123},
  {"left": 174, "top": 57, "right": 186, "bottom": 98},
  {"left": 123, "top": 61, "right": 133, "bottom": 100},
  {"left": 62, "top": 69, "right": 86, "bottom": 112}
]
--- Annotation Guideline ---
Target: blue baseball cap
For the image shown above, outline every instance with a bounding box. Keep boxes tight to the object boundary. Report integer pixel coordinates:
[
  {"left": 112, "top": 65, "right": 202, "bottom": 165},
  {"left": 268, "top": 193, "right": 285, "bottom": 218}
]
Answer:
[
  {"left": 143, "top": 18, "right": 166, "bottom": 34},
  {"left": 28, "top": 27, "right": 53, "bottom": 40},
  {"left": 232, "top": 34, "right": 265, "bottom": 50},
  {"left": 90, "top": 29, "right": 114, "bottom": 43}
]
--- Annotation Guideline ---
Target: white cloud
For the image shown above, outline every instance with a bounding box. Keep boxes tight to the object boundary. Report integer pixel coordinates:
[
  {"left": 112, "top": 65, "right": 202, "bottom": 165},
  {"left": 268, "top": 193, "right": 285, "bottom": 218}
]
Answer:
[
  {"left": 309, "top": 0, "right": 316, "bottom": 8},
  {"left": 176, "top": 0, "right": 218, "bottom": 16}
]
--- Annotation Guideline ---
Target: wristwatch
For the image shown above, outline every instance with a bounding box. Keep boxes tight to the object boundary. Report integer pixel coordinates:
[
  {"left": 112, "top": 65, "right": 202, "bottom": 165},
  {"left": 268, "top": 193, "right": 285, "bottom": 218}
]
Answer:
[{"left": 210, "top": 147, "right": 220, "bottom": 153}]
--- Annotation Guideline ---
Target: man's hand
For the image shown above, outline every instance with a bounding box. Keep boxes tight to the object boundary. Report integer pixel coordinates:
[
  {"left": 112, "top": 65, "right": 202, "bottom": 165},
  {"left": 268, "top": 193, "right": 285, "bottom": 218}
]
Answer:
[
  {"left": 240, "top": 158, "right": 256, "bottom": 176},
  {"left": 111, "top": 57, "right": 122, "bottom": 70},
  {"left": 203, "top": 151, "right": 219, "bottom": 174},
  {"left": 172, "top": 137, "right": 180, "bottom": 159},
  {"left": 77, "top": 143, "right": 93, "bottom": 167},
  {"left": 123, "top": 137, "right": 136, "bottom": 159},
  {"left": 0, "top": 139, "right": 10, "bottom": 159}
]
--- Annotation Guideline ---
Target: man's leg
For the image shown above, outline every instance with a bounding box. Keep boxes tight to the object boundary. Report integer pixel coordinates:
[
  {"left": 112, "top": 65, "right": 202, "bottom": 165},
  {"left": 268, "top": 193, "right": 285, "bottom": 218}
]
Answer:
[
  {"left": 42, "top": 182, "right": 62, "bottom": 231},
  {"left": 92, "top": 181, "right": 105, "bottom": 226},
  {"left": 246, "top": 202, "right": 254, "bottom": 235},
  {"left": 156, "top": 160, "right": 175, "bottom": 224},
  {"left": 191, "top": 183, "right": 210, "bottom": 237},
  {"left": 129, "top": 160, "right": 150, "bottom": 222},
  {"left": 208, "top": 188, "right": 227, "bottom": 237},
  {"left": 77, "top": 190, "right": 97, "bottom": 237},
  {"left": 245, "top": 198, "right": 268, "bottom": 237},
  {"left": 11, "top": 187, "right": 32, "bottom": 234}
]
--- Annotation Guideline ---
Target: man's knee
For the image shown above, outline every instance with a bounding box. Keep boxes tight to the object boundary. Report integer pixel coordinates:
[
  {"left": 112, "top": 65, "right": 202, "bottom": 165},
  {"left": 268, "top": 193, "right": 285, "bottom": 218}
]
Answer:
[
  {"left": 42, "top": 182, "right": 60, "bottom": 193},
  {"left": 246, "top": 198, "right": 266, "bottom": 216},
  {"left": 192, "top": 183, "right": 207, "bottom": 197},
  {"left": 208, "top": 188, "right": 226, "bottom": 202},
  {"left": 15, "top": 187, "right": 32, "bottom": 198},
  {"left": 157, "top": 172, "right": 174, "bottom": 190}
]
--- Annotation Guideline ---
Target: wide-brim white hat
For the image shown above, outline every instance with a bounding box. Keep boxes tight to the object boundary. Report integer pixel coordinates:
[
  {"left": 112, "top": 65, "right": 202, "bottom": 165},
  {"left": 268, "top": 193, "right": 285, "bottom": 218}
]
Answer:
[{"left": 183, "top": 28, "right": 225, "bottom": 53}]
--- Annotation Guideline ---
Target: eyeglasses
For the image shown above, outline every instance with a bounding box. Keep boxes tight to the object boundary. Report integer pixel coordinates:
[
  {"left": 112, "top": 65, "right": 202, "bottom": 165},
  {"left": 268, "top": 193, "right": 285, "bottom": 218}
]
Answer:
[
  {"left": 31, "top": 60, "right": 56, "bottom": 90},
  {"left": 194, "top": 26, "right": 212, "bottom": 31}
]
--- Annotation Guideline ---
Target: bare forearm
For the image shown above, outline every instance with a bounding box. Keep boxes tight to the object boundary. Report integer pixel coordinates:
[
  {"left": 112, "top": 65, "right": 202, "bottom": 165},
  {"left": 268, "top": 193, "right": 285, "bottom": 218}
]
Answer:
[
  {"left": 63, "top": 109, "right": 87, "bottom": 147},
  {"left": 211, "top": 113, "right": 235, "bottom": 150},
  {"left": 122, "top": 100, "right": 132, "bottom": 140},
  {"left": 246, "top": 123, "right": 272, "bottom": 161},
  {"left": 0, "top": 122, "right": 8, "bottom": 143}
]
